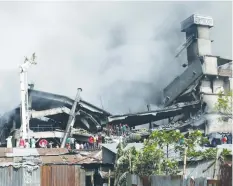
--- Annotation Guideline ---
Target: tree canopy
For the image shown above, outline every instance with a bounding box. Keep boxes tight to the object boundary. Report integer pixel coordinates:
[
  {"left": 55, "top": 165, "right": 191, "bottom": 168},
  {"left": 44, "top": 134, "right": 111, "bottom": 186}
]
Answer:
[{"left": 114, "top": 130, "right": 231, "bottom": 186}]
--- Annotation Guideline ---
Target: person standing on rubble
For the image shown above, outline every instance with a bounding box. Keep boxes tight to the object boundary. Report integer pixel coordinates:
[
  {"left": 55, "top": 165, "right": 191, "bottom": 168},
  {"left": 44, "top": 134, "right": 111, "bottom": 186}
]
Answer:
[
  {"left": 70, "top": 137, "right": 75, "bottom": 149},
  {"left": 25, "top": 139, "right": 30, "bottom": 148},
  {"left": 89, "top": 136, "right": 94, "bottom": 150},
  {"left": 125, "top": 124, "right": 129, "bottom": 135},
  {"left": 93, "top": 135, "right": 97, "bottom": 149},
  {"left": 116, "top": 125, "right": 120, "bottom": 136},
  {"left": 75, "top": 142, "right": 80, "bottom": 150},
  {"left": 97, "top": 133, "right": 102, "bottom": 149},
  {"left": 119, "top": 124, "right": 122, "bottom": 136},
  {"left": 227, "top": 133, "right": 232, "bottom": 144},
  {"left": 19, "top": 137, "right": 25, "bottom": 148},
  {"left": 6, "top": 136, "right": 12, "bottom": 148},
  {"left": 222, "top": 135, "right": 227, "bottom": 144},
  {"left": 80, "top": 143, "right": 84, "bottom": 150},
  {"left": 66, "top": 137, "right": 71, "bottom": 149},
  {"left": 122, "top": 124, "right": 126, "bottom": 136},
  {"left": 30, "top": 137, "right": 40, "bottom": 148}
]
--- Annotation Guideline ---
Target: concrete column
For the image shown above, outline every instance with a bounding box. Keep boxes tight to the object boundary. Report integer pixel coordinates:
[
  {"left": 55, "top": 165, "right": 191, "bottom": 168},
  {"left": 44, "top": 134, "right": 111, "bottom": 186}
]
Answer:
[{"left": 181, "top": 14, "right": 214, "bottom": 65}]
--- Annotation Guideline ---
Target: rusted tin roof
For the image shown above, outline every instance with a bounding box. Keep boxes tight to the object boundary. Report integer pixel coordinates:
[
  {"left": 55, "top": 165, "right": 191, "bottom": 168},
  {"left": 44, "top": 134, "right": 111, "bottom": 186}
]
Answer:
[
  {"left": 41, "top": 150, "right": 102, "bottom": 165},
  {"left": 37, "top": 148, "right": 69, "bottom": 155},
  {"left": 0, "top": 148, "right": 102, "bottom": 166},
  {"left": 0, "top": 148, "right": 13, "bottom": 157}
]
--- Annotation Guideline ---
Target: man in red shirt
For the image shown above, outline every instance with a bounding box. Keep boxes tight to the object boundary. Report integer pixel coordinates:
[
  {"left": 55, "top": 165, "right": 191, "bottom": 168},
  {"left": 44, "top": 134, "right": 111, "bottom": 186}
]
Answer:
[
  {"left": 88, "top": 136, "right": 94, "bottom": 150},
  {"left": 19, "top": 137, "right": 25, "bottom": 148},
  {"left": 222, "top": 135, "right": 227, "bottom": 144}
]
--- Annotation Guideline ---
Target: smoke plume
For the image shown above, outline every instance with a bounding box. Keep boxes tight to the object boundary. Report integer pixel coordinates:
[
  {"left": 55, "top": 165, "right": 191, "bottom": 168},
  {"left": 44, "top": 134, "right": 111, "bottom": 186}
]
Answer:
[{"left": 0, "top": 1, "right": 231, "bottom": 115}]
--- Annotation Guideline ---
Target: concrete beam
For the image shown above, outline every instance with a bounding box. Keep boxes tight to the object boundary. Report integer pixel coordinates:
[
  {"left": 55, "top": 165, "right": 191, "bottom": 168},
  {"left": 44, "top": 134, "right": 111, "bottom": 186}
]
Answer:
[
  {"left": 30, "top": 107, "right": 70, "bottom": 118},
  {"left": 163, "top": 59, "right": 203, "bottom": 106}
]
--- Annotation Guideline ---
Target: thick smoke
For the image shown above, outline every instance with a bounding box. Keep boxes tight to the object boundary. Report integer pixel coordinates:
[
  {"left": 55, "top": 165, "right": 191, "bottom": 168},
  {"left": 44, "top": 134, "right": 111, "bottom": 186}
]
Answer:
[{"left": 0, "top": 2, "right": 232, "bottom": 115}]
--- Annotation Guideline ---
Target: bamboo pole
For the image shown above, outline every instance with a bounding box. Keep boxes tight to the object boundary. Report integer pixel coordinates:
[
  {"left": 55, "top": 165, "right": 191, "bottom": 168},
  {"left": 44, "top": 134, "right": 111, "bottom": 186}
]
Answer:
[
  {"left": 108, "top": 169, "right": 111, "bottom": 186},
  {"left": 183, "top": 147, "right": 187, "bottom": 186}
]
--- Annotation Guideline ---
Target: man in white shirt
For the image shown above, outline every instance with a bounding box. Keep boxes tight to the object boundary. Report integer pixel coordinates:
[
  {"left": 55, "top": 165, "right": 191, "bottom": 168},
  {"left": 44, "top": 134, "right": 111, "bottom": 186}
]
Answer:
[
  {"left": 6, "top": 136, "right": 12, "bottom": 148},
  {"left": 75, "top": 142, "right": 80, "bottom": 150},
  {"left": 25, "top": 140, "right": 30, "bottom": 148}
]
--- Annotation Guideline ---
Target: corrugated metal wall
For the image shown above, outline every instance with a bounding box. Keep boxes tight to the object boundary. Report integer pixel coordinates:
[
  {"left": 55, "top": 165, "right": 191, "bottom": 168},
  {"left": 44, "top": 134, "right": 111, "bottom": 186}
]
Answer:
[
  {"left": 150, "top": 175, "right": 183, "bottom": 186},
  {"left": 0, "top": 165, "right": 85, "bottom": 186},
  {"left": 41, "top": 165, "right": 85, "bottom": 186},
  {"left": 220, "top": 164, "right": 232, "bottom": 186},
  {"left": 0, "top": 166, "right": 40, "bottom": 186},
  {"left": 126, "top": 174, "right": 221, "bottom": 186}
]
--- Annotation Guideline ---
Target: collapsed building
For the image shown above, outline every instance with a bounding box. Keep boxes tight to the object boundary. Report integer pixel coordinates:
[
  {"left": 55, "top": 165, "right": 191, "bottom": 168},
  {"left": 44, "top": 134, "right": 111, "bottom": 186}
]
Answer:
[
  {"left": 108, "top": 14, "right": 232, "bottom": 135},
  {"left": 0, "top": 14, "right": 232, "bottom": 147},
  {"left": 0, "top": 88, "right": 111, "bottom": 146}
]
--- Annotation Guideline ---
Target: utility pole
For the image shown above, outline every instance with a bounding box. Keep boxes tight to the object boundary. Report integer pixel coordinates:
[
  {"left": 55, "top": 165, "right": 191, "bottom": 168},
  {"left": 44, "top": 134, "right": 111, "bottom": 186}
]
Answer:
[
  {"left": 108, "top": 169, "right": 111, "bottom": 186},
  {"left": 61, "top": 88, "right": 82, "bottom": 148},
  {"left": 19, "top": 53, "right": 37, "bottom": 140},
  {"left": 182, "top": 147, "right": 187, "bottom": 186}
]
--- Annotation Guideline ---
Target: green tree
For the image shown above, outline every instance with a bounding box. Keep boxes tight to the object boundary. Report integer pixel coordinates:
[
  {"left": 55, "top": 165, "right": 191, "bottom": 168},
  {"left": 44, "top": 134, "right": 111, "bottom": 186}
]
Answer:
[
  {"left": 114, "top": 130, "right": 231, "bottom": 183},
  {"left": 133, "top": 130, "right": 209, "bottom": 176},
  {"left": 215, "top": 91, "right": 232, "bottom": 119},
  {"left": 114, "top": 143, "right": 139, "bottom": 186}
]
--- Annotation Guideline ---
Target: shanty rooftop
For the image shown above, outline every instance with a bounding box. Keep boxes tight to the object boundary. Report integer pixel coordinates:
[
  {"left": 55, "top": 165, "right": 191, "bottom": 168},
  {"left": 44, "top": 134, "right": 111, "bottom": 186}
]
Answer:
[{"left": 0, "top": 148, "right": 102, "bottom": 166}]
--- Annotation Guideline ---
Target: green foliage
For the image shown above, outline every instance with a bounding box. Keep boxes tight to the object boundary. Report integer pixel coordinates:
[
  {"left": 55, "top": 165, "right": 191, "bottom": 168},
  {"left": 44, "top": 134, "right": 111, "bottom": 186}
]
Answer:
[
  {"left": 215, "top": 91, "right": 232, "bottom": 119},
  {"left": 114, "top": 144, "right": 139, "bottom": 186},
  {"left": 134, "top": 145, "right": 164, "bottom": 176},
  {"left": 114, "top": 130, "right": 222, "bottom": 183},
  {"left": 220, "top": 148, "right": 232, "bottom": 162},
  {"left": 221, "top": 148, "right": 231, "bottom": 156}
]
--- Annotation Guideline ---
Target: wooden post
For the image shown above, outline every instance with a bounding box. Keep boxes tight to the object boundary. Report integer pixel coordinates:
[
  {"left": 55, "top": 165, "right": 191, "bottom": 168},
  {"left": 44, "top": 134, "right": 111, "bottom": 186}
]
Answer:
[
  {"left": 91, "top": 171, "right": 94, "bottom": 186},
  {"left": 108, "top": 169, "right": 111, "bottom": 186},
  {"left": 213, "top": 148, "right": 222, "bottom": 179},
  {"left": 166, "top": 143, "right": 169, "bottom": 175},
  {"left": 183, "top": 147, "right": 187, "bottom": 186}
]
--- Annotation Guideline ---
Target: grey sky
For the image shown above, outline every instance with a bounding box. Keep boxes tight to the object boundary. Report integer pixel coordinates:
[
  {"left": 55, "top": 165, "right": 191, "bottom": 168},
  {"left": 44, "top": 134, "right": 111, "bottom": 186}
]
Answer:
[{"left": 0, "top": 1, "right": 232, "bottom": 114}]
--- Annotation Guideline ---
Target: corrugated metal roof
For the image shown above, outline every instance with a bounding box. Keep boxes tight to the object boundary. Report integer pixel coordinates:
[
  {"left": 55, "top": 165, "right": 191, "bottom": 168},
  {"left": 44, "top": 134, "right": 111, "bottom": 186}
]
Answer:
[
  {"left": 0, "top": 148, "right": 13, "bottom": 157},
  {"left": 185, "top": 159, "right": 217, "bottom": 178},
  {"left": 37, "top": 148, "right": 69, "bottom": 155},
  {"left": 7, "top": 148, "right": 39, "bottom": 157},
  {"left": 0, "top": 148, "right": 102, "bottom": 166},
  {"left": 0, "top": 157, "right": 13, "bottom": 163},
  {"left": 101, "top": 143, "right": 118, "bottom": 154},
  {"left": 0, "top": 148, "right": 71, "bottom": 157}
]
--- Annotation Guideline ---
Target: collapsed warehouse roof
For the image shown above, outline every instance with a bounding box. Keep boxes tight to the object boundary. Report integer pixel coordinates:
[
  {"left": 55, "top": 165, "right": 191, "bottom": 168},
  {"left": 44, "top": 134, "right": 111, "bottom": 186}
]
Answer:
[{"left": 0, "top": 89, "right": 111, "bottom": 141}]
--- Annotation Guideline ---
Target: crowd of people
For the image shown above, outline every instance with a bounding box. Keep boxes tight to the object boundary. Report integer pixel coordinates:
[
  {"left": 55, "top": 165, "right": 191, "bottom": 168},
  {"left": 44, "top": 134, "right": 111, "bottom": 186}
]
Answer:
[
  {"left": 106, "top": 124, "right": 131, "bottom": 136},
  {"left": 10, "top": 136, "right": 53, "bottom": 148},
  {"left": 65, "top": 134, "right": 103, "bottom": 150},
  {"left": 209, "top": 133, "right": 232, "bottom": 147}
]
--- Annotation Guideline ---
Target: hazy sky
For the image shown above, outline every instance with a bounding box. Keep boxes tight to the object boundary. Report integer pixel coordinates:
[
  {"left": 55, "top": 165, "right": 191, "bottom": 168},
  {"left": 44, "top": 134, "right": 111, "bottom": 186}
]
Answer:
[{"left": 0, "top": 1, "right": 232, "bottom": 114}]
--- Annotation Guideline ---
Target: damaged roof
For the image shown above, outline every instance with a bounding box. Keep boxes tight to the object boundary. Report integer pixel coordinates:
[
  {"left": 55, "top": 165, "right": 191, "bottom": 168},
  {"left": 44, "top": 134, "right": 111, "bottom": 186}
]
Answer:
[
  {"left": 0, "top": 89, "right": 111, "bottom": 135},
  {"left": 28, "top": 89, "right": 111, "bottom": 116},
  {"left": 0, "top": 148, "right": 102, "bottom": 166},
  {"left": 108, "top": 100, "right": 200, "bottom": 126}
]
